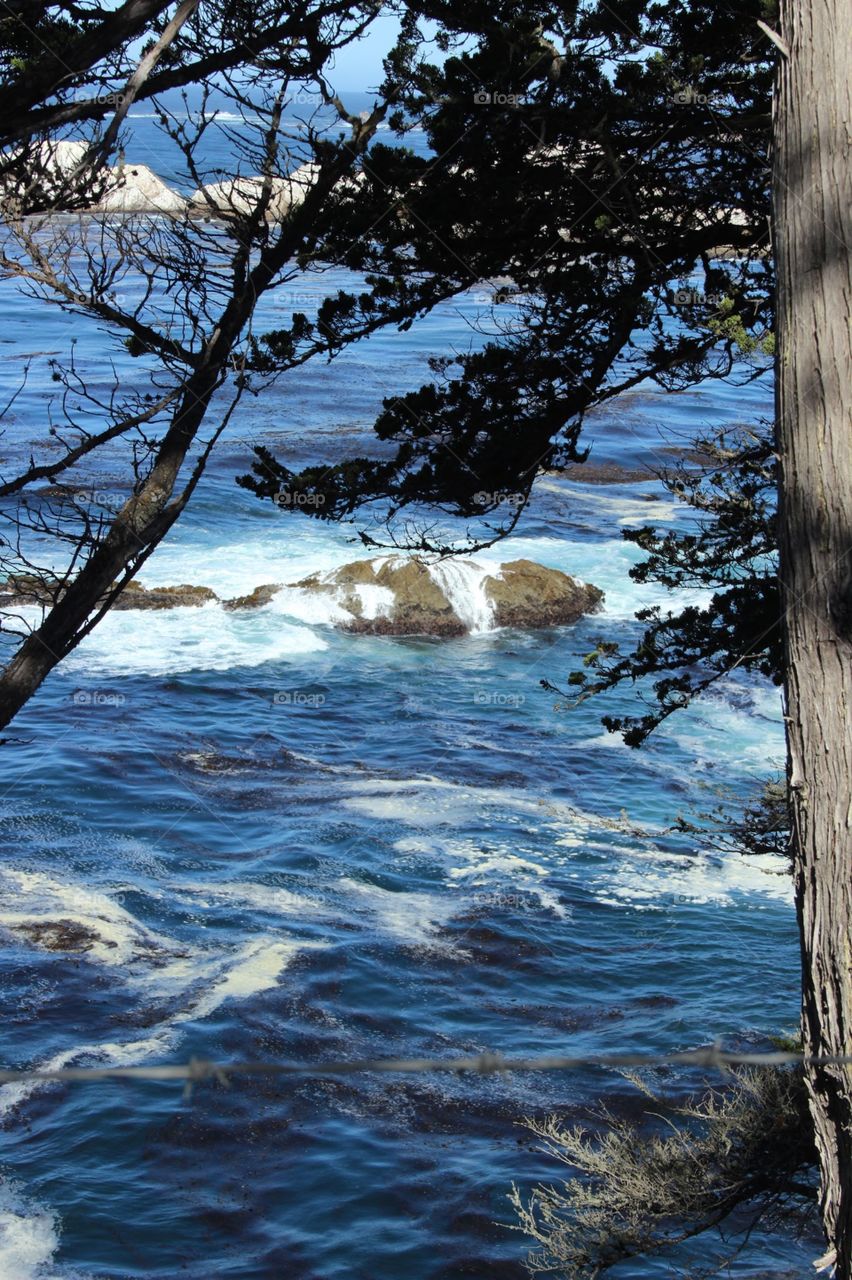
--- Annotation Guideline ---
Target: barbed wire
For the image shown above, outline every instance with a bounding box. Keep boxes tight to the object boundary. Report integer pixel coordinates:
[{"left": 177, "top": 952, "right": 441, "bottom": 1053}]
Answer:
[{"left": 2, "top": 1045, "right": 851, "bottom": 1096}]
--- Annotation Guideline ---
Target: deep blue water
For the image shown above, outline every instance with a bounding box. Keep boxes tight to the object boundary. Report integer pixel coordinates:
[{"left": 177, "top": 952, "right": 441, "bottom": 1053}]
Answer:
[{"left": 0, "top": 106, "right": 815, "bottom": 1279}]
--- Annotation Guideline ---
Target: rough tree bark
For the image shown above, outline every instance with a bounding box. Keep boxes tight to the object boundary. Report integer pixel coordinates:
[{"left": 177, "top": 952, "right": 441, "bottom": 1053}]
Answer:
[{"left": 774, "top": 0, "right": 852, "bottom": 1273}]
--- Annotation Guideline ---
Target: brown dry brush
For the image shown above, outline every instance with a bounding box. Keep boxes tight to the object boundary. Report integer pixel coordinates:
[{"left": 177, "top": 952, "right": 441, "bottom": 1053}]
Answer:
[{"left": 509, "top": 1065, "right": 819, "bottom": 1278}]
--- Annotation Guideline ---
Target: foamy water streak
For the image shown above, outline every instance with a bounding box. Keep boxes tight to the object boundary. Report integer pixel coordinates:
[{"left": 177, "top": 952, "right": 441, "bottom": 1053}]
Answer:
[
  {"left": 426, "top": 558, "right": 499, "bottom": 633},
  {"left": 0, "top": 1182, "right": 64, "bottom": 1280},
  {"left": 0, "top": 869, "right": 175, "bottom": 968},
  {"left": 0, "top": 870, "right": 326, "bottom": 1120},
  {"left": 64, "top": 603, "right": 327, "bottom": 676}
]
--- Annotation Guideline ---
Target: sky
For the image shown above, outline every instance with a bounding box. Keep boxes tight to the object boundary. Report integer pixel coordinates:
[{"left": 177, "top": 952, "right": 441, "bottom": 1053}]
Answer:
[{"left": 328, "top": 13, "right": 404, "bottom": 90}]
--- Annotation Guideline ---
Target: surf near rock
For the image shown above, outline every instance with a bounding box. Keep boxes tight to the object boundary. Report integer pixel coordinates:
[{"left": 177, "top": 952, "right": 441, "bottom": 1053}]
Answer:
[{"left": 291, "top": 556, "right": 603, "bottom": 636}]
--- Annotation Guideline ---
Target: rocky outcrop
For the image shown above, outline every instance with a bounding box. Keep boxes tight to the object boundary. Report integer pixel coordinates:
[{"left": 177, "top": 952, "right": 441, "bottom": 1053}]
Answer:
[
  {"left": 555, "top": 462, "right": 655, "bottom": 484},
  {"left": 296, "top": 557, "right": 466, "bottom": 636},
  {"left": 0, "top": 574, "right": 277, "bottom": 612},
  {"left": 0, "top": 575, "right": 216, "bottom": 610},
  {"left": 0, "top": 574, "right": 61, "bottom": 607},
  {"left": 292, "top": 556, "right": 602, "bottom": 636},
  {"left": 0, "top": 558, "right": 603, "bottom": 634},
  {"left": 483, "top": 559, "right": 603, "bottom": 628},
  {"left": 222, "top": 583, "right": 282, "bottom": 611},
  {"left": 117, "top": 582, "right": 218, "bottom": 609},
  {"left": 187, "top": 162, "right": 365, "bottom": 223},
  {"left": 95, "top": 163, "right": 187, "bottom": 215},
  {"left": 188, "top": 162, "right": 320, "bottom": 222}
]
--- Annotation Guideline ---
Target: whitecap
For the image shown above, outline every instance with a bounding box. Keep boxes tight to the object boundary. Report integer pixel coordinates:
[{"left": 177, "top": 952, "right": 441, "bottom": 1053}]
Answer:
[
  {"left": 426, "top": 558, "right": 499, "bottom": 633},
  {"left": 337, "top": 877, "right": 457, "bottom": 950},
  {"left": 0, "top": 869, "right": 176, "bottom": 968},
  {"left": 0, "top": 1182, "right": 62, "bottom": 1280},
  {"left": 63, "top": 601, "right": 326, "bottom": 676}
]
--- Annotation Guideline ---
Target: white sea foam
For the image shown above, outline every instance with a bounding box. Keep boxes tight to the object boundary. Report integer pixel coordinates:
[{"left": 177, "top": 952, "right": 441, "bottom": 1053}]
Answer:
[
  {"left": 134, "top": 526, "right": 357, "bottom": 597},
  {"left": 0, "top": 870, "right": 175, "bottom": 968},
  {"left": 337, "top": 877, "right": 456, "bottom": 950},
  {"left": 0, "top": 871, "right": 322, "bottom": 1120},
  {"left": 376, "top": 774, "right": 792, "bottom": 918},
  {"left": 583, "top": 843, "right": 793, "bottom": 909},
  {"left": 0, "top": 865, "right": 320, "bottom": 1005},
  {"left": 174, "top": 881, "right": 322, "bottom": 917},
  {"left": 268, "top": 581, "right": 395, "bottom": 627},
  {"left": 347, "top": 582, "right": 395, "bottom": 621},
  {"left": 664, "top": 682, "right": 784, "bottom": 770},
  {"left": 178, "top": 938, "right": 308, "bottom": 1019},
  {"left": 0, "top": 1034, "right": 173, "bottom": 1120},
  {"left": 63, "top": 601, "right": 326, "bottom": 676},
  {"left": 448, "top": 853, "right": 548, "bottom": 880},
  {"left": 0, "top": 1183, "right": 62, "bottom": 1280},
  {"left": 427, "top": 558, "right": 499, "bottom": 633},
  {"left": 537, "top": 480, "right": 680, "bottom": 527},
  {"left": 0, "top": 933, "right": 316, "bottom": 1117},
  {"left": 124, "top": 930, "right": 323, "bottom": 1017},
  {"left": 339, "top": 775, "right": 621, "bottom": 836},
  {"left": 393, "top": 831, "right": 570, "bottom": 919}
]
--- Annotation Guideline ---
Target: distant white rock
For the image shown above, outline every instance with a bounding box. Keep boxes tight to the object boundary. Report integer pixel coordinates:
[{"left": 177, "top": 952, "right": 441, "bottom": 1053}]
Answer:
[
  {"left": 33, "top": 138, "right": 89, "bottom": 177},
  {"left": 187, "top": 161, "right": 364, "bottom": 222},
  {"left": 1, "top": 138, "right": 90, "bottom": 207},
  {"left": 188, "top": 165, "right": 317, "bottom": 221},
  {"left": 96, "top": 162, "right": 187, "bottom": 215},
  {"left": 2, "top": 141, "right": 364, "bottom": 220},
  {"left": 188, "top": 173, "right": 292, "bottom": 221},
  {"left": 1, "top": 142, "right": 187, "bottom": 216}
]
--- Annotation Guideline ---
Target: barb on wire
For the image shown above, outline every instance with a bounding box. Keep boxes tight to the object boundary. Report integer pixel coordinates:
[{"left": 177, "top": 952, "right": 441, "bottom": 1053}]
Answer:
[{"left": 1, "top": 1045, "right": 850, "bottom": 1090}]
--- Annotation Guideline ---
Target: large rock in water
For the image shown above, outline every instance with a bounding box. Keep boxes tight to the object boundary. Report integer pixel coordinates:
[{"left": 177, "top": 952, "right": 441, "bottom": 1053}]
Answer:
[
  {"left": 95, "top": 163, "right": 187, "bottom": 215},
  {"left": 292, "top": 556, "right": 602, "bottom": 636},
  {"left": 188, "top": 162, "right": 321, "bottom": 222},
  {"left": 0, "top": 558, "right": 602, "bottom": 633},
  {"left": 485, "top": 559, "right": 603, "bottom": 628}
]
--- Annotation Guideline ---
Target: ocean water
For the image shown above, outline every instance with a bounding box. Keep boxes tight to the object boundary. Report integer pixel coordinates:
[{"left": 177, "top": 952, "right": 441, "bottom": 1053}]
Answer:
[{"left": 0, "top": 106, "right": 815, "bottom": 1279}]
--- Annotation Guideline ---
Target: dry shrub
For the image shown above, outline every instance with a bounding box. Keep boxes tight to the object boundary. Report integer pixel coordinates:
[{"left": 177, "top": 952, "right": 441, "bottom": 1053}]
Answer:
[{"left": 510, "top": 1066, "right": 818, "bottom": 1277}]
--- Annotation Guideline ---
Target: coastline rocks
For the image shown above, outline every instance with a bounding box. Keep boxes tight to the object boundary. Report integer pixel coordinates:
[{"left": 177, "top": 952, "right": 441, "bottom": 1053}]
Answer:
[
  {"left": 96, "top": 163, "right": 187, "bottom": 215},
  {"left": 0, "top": 557, "right": 603, "bottom": 635},
  {"left": 0, "top": 576, "right": 217, "bottom": 610},
  {"left": 0, "top": 573, "right": 60, "bottom": 607},
  {"left": 222, "top": 583, "right": 282, "bottom": 611},
  {"left": 291, "top": 556, "right": 603, "bottom": 636},
  {"left": 188, "top": 162, "right": 320, "bottom": 222},
  {"left": 296, "top": 557, "right": 466, "bottom": 636},
  {"left": 485, "top": 559, "right": 603, "bottom": 629},
  {"left": 116, "top": 582, "right": 218, "bottom": 609}
]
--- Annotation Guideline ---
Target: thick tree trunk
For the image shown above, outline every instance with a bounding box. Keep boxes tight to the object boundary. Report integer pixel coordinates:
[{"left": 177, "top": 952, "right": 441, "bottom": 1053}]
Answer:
[{"left": 773, "top": 1, "right": 852, "bottom": 1273}]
